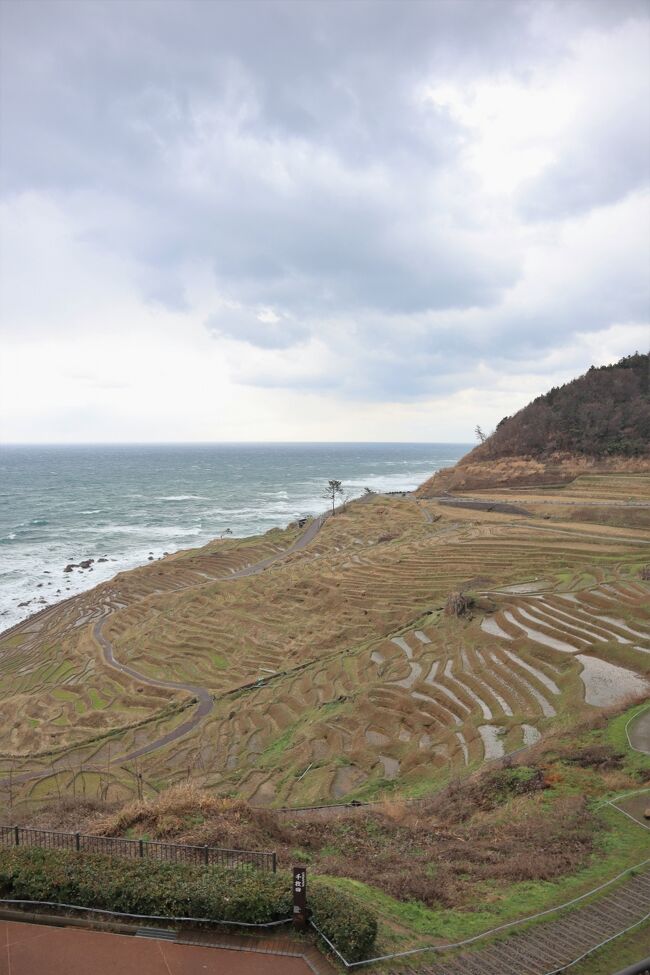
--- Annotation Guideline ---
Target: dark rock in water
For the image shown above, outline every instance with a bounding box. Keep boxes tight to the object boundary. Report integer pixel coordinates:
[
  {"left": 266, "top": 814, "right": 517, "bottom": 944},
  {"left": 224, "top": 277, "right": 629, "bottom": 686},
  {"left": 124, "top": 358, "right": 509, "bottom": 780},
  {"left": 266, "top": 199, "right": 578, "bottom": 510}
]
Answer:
[
  {"left": 36, "top": 583, "right": 43, "bottom": 588},
  {"left": 148, "top": 556, "right": 154, "bottom": 561},
  {"left": 79, "top": 559, "right": 94, "bottom": 569},
  {"left": 63, "top": 564, "right": 76, "bottom": 573},
  {"left": 18, "top": 600, "right": 31, "bottom": 607},
  {"left": 97, "top": 557, "right": 108, "bottom": 563}
]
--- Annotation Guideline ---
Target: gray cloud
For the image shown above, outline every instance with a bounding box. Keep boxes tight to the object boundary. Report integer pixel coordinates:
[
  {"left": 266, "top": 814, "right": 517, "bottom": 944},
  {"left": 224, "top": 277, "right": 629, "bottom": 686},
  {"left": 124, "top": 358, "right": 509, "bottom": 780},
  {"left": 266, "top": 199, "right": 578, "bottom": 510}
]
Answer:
[{"left": 1, "top": 0, "right": 648, "bottom": 408}]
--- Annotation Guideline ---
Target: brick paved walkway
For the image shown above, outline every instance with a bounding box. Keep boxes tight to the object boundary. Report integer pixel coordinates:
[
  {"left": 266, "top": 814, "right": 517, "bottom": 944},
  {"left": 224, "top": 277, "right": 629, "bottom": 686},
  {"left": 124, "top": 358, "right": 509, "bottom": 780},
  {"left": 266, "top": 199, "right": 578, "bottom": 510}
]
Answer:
[{"left": 0, "top": 920, "right": 318, "bottom": 975}]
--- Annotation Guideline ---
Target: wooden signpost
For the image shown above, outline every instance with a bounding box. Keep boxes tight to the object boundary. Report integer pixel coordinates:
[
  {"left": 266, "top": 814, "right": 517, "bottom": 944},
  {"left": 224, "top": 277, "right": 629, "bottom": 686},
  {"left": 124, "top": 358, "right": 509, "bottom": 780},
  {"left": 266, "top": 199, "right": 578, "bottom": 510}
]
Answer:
[{"left": 293, "top": 865, "right": 308, "bottom": 928}]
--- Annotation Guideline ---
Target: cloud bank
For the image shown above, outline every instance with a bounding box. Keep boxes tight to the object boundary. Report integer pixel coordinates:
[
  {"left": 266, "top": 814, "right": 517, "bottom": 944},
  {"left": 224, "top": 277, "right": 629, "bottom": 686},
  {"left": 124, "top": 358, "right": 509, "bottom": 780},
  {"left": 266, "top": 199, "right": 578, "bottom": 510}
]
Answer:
[{"left": 1, "top": 0, "right": 648, "bottom": 441}]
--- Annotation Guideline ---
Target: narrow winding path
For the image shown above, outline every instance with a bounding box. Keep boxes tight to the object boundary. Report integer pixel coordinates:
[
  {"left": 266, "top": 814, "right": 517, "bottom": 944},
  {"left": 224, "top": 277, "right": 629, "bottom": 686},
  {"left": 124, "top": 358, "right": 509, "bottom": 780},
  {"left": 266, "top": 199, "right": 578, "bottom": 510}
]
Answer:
[
  {"left": 0, "top": 513, "right": 328, "bottom": 787},
  {"left": 91, "top": 512, "right": 328, "bottom": 763},
  {"left": 92, "top": 617, "right": 214, "bottom": 764},
  {"left": 628, "top": 706, "right": 650, "bottom": 755}
]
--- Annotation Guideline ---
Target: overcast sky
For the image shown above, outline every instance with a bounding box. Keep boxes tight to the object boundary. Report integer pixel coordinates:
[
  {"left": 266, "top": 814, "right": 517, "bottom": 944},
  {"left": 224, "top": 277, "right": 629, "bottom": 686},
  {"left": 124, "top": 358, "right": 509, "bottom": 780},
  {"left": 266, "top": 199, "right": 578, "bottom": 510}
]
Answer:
[{"left": 0, "top": 0, "right": 648, "bottom": 443}]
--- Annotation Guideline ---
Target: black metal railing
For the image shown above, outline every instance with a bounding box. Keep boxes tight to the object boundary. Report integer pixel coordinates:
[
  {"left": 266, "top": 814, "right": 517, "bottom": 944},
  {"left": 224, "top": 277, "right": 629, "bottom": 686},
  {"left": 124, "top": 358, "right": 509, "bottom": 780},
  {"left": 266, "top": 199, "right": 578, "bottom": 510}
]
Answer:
[{"left": 0, "top": 825, "right": 276, "bottom": 872}]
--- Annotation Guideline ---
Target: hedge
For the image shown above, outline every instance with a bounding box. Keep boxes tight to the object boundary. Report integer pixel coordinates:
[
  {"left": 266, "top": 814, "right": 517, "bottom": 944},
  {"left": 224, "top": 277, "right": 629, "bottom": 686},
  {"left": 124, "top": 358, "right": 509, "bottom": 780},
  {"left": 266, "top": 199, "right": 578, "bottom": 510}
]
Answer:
[
  {"left": 310, "top": 878, "right": 378, "bottom": 962},
  {"left": 0, "top": 847, "right": 376, "bottom": 962}
]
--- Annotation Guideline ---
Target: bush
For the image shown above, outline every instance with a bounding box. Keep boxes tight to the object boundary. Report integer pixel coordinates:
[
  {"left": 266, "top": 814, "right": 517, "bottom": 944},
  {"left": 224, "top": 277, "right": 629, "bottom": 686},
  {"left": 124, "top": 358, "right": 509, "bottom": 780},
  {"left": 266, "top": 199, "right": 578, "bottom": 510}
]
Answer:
[
  {"left": 310, "top": 878, "right": 378, "bottom": 962},
  {"left": 0, "top": 847, "right": 292, "bottom": 921},
  {"left": 0, "top": 847, "right": 377, "bottom": 962}
]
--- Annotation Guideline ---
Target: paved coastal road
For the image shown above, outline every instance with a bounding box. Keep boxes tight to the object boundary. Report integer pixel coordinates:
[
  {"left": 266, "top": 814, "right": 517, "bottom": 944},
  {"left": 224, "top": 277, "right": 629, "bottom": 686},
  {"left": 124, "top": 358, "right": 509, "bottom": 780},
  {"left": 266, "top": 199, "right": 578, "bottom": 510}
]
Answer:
[{"left": 430, "top": 493, "right": 650, "bottom": 508}]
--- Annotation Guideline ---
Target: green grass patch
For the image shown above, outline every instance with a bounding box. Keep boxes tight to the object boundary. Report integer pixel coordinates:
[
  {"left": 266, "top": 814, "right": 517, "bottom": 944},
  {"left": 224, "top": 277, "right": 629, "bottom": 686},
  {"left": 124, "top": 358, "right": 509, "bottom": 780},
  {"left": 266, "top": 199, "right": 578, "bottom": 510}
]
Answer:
[
  {"left": 314, "top": 804, "right": 649, "bottom": 954},
  {"left": 566, "top": 923, "right": 650, "bottom": 974},
  {"left": 0, "top": 634, "right": 26, "bottom": 649},
  {"left": 261, "top": 727, "right": 296, "bottom": 764},
  {"left": 88, "top": 688, "right": 108, "bottom": 709}
]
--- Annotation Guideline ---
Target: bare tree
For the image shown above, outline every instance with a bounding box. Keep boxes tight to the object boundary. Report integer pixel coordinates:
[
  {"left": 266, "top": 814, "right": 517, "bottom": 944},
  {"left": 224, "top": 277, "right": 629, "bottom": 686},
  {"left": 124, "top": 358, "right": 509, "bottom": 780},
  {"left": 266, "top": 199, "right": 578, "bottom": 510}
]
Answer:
[
  {"left": 444, "top": 591, "right": 471, "bottom": 617},
  {"left": 475, "top": 425, "right": 487, "bottom": 444},
  {"left": 323, "top": 479, "right": 344, "bottom": 515}
]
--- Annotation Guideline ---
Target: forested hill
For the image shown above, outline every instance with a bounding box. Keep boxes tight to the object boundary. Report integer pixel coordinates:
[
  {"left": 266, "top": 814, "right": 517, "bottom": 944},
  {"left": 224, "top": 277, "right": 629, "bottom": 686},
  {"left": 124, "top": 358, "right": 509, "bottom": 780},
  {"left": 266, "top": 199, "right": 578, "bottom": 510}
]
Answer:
[{"left": 464, "top": 352, "right": 649, "bottom": 464}]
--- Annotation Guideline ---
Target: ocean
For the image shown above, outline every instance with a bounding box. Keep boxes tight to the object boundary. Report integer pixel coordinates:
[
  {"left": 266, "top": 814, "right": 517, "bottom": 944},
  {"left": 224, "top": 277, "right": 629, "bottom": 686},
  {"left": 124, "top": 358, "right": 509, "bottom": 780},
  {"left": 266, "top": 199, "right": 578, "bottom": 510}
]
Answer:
[{"left": 0, "top": 442, "right": 468, "bottom": 632}]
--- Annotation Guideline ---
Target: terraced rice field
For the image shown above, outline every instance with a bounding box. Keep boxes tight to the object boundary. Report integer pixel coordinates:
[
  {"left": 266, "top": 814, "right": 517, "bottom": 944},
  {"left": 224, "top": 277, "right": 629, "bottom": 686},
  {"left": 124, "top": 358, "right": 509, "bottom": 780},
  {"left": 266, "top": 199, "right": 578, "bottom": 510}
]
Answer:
[{"left": 1, "top": 476, "right": 649, "bottom": 810}]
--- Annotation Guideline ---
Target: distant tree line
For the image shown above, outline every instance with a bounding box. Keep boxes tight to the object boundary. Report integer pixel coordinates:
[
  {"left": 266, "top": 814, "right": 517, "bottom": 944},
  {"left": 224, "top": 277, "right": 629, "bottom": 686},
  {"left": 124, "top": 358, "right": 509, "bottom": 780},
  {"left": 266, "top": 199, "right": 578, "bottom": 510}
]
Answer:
[{"left": 468, "top": 352, "right": 649, "bottom": 461}]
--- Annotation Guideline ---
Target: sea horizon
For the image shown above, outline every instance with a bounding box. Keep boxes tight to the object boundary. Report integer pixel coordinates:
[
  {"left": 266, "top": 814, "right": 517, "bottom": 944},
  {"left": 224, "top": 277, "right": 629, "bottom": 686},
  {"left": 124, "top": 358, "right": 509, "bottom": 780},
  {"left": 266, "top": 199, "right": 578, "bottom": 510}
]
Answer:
[{"left": 0, "top": 441, "right": 469, "bottom": 632}]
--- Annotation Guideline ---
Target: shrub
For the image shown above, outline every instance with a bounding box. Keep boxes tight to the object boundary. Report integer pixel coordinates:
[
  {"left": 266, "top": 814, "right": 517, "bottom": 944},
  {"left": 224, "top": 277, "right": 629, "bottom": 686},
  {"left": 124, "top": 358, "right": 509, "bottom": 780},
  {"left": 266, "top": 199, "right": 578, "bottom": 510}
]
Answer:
[
  {"left": 0, "top": 847, "right": 377, "bottom": 962},
  {"left": 0, "top": 847, "right": 291, "bottom": 921},
  {"left": 310, "top": 878, "right": 378, "bottom": 962}
]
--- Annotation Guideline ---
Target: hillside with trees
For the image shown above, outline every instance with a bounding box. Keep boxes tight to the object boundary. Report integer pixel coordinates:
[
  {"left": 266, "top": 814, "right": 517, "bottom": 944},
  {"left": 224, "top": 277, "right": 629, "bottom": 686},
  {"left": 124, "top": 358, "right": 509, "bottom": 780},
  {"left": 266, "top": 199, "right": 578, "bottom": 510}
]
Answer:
[
  {"left": 418, "top": 353, "right": 650, "bottom": 494},
  {"left": 466, "top": 353, "right": 649, "bottom": 464}
]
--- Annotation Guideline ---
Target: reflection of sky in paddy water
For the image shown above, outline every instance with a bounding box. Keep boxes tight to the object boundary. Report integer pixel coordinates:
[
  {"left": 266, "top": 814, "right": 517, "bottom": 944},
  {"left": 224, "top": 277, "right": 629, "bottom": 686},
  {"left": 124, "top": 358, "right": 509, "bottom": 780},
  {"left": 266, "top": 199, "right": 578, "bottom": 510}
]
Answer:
[{"left": 0, "top": 442, "right": 468, "bottom": 631}]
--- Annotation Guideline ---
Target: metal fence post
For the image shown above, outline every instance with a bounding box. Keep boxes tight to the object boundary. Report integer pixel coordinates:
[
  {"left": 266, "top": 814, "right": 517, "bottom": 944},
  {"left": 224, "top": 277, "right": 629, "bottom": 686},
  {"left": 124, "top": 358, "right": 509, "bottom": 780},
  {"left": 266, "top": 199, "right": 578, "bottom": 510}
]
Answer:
[
  {"left": 139, "top": 839, "right": 144, "bottom": 858},
  {"left": 272, "top": 852, "right": 277, "bottom": 874},
  {"left": 75, "top": 832, "right": 80, "bottom": 852},
  {"left": 14, "top": 826, "right": 19, "bottom": 847}
]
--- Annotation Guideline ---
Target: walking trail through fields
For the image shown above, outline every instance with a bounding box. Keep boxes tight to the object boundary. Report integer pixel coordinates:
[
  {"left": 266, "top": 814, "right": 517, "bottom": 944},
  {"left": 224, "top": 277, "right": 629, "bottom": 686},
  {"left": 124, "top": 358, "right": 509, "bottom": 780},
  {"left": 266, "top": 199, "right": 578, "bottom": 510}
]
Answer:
[
  {"left": 628, "top": 707, "right": 650, "bottom": 755},
  {"left": 0, "top": 514, "right": 328, "bottom": 789},
  {"left": 92, "top": 513, "right": 329, "bottom": 763}
]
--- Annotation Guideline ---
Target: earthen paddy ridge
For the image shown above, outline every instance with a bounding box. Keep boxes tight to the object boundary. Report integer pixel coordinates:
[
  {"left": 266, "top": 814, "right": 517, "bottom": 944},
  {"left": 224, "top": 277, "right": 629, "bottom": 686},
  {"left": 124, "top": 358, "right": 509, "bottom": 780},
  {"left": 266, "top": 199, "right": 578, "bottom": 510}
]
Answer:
[{"left": 1, "top": 473, "right": 648, "bottom": 813}]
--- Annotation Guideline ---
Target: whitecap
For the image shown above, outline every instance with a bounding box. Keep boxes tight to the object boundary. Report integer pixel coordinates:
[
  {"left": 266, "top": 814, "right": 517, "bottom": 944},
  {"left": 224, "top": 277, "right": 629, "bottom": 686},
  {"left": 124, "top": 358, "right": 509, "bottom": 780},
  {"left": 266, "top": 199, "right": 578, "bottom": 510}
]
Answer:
[{"left": 156, "top": 495, "right": 210, "bottom": 501}]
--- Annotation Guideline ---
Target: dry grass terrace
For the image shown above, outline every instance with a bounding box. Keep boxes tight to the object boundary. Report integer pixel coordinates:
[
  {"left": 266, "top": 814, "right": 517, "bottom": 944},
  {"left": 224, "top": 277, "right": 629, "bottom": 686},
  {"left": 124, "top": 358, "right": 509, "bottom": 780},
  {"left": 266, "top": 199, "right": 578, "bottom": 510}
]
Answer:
[{"left": 1, "top": 477, "right": 649, "bottom": 812}]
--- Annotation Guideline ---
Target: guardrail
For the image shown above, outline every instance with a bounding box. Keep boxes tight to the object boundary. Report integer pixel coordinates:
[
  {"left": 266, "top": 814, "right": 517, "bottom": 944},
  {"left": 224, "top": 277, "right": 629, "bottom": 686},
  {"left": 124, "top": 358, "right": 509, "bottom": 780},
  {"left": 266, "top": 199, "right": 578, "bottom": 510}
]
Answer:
[{"left": 0, "top": 825, "right": 276, "bottom": 872}]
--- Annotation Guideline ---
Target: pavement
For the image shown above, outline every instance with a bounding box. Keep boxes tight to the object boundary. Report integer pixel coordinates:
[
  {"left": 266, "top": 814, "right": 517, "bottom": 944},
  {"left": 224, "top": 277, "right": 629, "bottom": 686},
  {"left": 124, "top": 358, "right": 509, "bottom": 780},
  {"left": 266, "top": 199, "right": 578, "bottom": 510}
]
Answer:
[
  {"left": 0, "top": 921, "right": 315, "bottom": 975},
  {"left": 628, "top": 707, "right": 650, "bottom": 755}
]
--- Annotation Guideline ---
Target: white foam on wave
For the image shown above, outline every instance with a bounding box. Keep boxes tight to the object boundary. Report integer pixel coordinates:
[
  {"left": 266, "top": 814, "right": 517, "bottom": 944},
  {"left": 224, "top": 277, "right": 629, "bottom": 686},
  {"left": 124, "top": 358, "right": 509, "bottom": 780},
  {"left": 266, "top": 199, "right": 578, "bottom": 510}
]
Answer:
[
  {"left": 157, "top": 495, "right": 211, "bottom": 502},
  {"left": 1, "top": 443, "right": 469, "bottom": 632}
]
